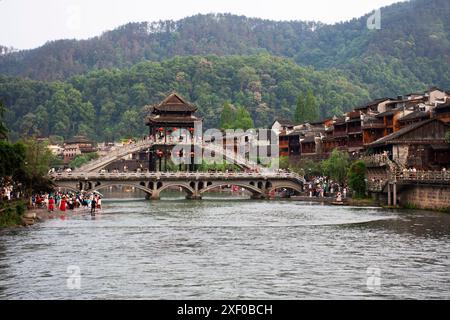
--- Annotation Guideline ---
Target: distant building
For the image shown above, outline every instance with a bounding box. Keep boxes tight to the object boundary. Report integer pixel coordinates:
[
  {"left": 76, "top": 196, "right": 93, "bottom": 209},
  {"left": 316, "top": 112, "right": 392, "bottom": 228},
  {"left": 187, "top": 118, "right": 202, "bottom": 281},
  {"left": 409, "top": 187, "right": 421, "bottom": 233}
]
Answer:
[
  {"left": 271, "top": 119, "right": 295, "bottom": 136},
  {"left": 63, "top": 136, "right": 96, "bottom": 164},
  {"left": 273, "top": 86, "right": 450, "bottom": 166},
  {"left": 47, "top": 144, "right": 64, "bottom": 157}
]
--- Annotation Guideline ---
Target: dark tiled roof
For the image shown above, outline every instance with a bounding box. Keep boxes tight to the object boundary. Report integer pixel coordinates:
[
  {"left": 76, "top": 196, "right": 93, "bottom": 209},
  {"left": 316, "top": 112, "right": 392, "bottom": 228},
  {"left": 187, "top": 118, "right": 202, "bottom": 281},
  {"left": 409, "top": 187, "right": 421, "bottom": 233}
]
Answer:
[
  {"left": 146, "top": 115, "right": 201, "bottom": 125},
  {"left": 354, "top": 98, "right": 392, "bottom": 110},
  {"left": 334, "top": 117, "right": 346, "bottom": 125},
  {"left": 65, "top": 136, "right": 93, "bottom": 144},
  {"left": 287, "top": 130, "right": 303, "bottom": 137},
  {"left": 375, "top": 108, "right": 402, "bottom": 118},
  {"left": 153, "top": 92, "right": 197, "bottom": 112},
  {"left": 301, "top": 136, "right": 316, "bottom": 143},
  {"left": 368, "top": 119, "right": 445, "bottom": 147},
  {"left": 435, "top": 101, "right": 450, "bottom": 110},
  {"left": 398, "top": 110, "right": 429, "bottom": 122},
  {"left": 272, "top": 118, "right": 296, "bottom": 127}
]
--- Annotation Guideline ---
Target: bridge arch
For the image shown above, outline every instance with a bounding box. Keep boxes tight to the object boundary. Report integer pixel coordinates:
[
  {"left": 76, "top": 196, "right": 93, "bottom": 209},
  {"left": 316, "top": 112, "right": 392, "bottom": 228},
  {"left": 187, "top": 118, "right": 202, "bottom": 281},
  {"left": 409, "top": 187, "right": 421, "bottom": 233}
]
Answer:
[
  {"left": 199, "top": 182, "right": 263, "bottom": 196},
  {"left": 156, "top": 182, "right": 195, "bottom": 196},
  {"left": 268, "top": 184, "right": 303, "bottom": 195},
  {"left": 87, "top": 182, "right": 153, "bottom": 196},
  {"left": 54, "top": 184, "right": 81, "bottom": 193}
]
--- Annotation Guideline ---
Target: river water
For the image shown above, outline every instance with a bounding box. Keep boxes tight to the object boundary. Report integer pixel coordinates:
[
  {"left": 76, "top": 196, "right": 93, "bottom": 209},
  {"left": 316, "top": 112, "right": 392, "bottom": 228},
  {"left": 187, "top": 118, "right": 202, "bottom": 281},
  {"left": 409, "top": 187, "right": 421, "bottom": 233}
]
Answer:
[{"left": 0, "top": 192, "right": 449, "bottom": 300}]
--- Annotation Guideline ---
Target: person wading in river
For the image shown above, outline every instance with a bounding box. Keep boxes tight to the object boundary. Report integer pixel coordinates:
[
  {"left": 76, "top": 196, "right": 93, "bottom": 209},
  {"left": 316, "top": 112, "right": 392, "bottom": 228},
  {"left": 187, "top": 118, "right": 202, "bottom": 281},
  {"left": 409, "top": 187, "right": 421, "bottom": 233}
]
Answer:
[
  {"left": 90, "top": 196, "right": 97, "bottom": 216},
  {"left": 48, "top": 196, "right": 55, "bottom": 212}
]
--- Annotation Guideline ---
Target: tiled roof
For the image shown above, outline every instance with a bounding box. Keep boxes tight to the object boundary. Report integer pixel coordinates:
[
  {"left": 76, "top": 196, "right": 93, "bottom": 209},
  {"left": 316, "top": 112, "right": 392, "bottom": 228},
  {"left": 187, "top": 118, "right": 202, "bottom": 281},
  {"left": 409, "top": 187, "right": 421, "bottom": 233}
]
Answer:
[
  {"left": 153, "top": 92, "right": 198, "bottom": 112},
  {"left": 368, "top": 119, "right": 445, "bottom": 147}
]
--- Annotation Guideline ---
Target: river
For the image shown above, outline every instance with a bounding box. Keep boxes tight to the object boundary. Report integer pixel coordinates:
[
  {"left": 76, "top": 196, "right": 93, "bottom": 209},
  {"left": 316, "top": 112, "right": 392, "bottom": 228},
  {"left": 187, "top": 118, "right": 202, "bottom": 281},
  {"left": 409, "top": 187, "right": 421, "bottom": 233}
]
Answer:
[{"left": 0, "top": 191, "right": 449, "bottom": 299}]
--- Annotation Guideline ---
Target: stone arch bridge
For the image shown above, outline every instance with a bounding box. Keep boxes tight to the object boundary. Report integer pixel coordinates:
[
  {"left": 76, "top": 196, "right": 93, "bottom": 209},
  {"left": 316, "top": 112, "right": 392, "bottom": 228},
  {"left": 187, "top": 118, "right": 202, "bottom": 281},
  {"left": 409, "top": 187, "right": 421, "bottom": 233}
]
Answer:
[
  {"left": 50, "top": 171, "right": 305, "bottom": 200},
  {"left": 76, "top": 139, "right": 259, "bottom": 172}
]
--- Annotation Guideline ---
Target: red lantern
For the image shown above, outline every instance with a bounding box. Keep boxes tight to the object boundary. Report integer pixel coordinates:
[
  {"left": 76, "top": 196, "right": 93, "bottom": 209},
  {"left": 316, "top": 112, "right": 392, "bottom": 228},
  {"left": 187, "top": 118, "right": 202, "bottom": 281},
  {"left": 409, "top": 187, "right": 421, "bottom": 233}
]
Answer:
[
  {"left": 189, "top": 127, "right": 194, "bottom": 133},
  {"left": 159, "top": 127, "right": 164, "bottom": 132},
  {"left": 173, "top": 127, "right": 178, "bottom": 132}
]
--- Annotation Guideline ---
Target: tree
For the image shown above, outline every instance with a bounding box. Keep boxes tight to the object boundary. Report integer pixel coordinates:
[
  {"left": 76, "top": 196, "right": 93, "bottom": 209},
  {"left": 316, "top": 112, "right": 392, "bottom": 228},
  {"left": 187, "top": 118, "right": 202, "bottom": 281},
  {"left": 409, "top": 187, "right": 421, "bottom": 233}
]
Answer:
[
  {"left": 322, "top": 149, "right": 350, "bottom": 183},
  {"left": 294, "top": 95, "right": 305, "bottom": 123},
  {"left": 300, "top": 159, "right": 323, "bottom": 178},
  {"left": 220, "top": 102, "right": 235, "bottom": 130},
  {"left": 445, "top": 131, "right": 450, "bottom": 144},
  {"left": 20, "top": 138, "right": 55, "bottom": 196},
  {"left": 294, "top": 90, "right": 319, "bottom": 123},
  {"left": 279, "top": 156, "right": 290, "bottom": 170},
  {"left": 0, "top": 100, "right": 8, "bottom": 140},
  {"left": 304, "top": 90, "right": 319, "bottom": 122},
  {"left": 234, "top": 105, "right": 254, "bottom": 130},
  {"left": 348, "top": 160, "right": 367, "bottom": 198},
  {"left": 69, "top": 152, "right": 99, "bottom": 169}
]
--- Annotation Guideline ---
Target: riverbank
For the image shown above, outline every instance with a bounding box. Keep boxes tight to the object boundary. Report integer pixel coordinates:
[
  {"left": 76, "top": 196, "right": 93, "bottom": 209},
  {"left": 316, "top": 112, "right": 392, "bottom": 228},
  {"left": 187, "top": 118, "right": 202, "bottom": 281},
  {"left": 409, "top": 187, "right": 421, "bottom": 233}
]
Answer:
[
  {"left": 289, "top": 195, "right": 378, "bottom": 207},
  {"left": 0, "top": 203, "right": 67, "bottom": 228},
  {"left": 0, "top": 201, "right": 26, "bottom": 228}
]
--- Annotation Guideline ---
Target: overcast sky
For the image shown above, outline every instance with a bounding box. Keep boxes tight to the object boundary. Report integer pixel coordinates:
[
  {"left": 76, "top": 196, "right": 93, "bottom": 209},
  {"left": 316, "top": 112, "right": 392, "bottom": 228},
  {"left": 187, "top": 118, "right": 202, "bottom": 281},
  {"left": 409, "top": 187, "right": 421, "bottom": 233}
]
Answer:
[{"left": 0, "top": 0, "right": 402, "bottom": 50}]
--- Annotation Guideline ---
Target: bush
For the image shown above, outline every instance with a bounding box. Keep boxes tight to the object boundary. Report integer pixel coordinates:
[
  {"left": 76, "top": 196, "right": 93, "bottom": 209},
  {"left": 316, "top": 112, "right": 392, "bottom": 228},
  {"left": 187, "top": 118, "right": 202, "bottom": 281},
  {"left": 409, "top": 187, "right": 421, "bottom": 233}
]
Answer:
[
  {"left": 322, "top": 149, "right": 349, "bottom": 183},
  {"left": 348, "top": 160, "right": 367, "bottom": 198},
  {"left": 0, "top": 202, "right": 24, "bottom": 227}
]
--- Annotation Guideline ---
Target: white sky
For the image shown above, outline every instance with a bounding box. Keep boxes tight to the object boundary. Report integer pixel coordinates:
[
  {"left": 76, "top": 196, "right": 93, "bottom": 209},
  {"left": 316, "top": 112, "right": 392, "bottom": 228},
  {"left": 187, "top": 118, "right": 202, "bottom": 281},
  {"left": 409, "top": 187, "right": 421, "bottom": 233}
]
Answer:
[{"left": 0, "top": 0, "right": 402, "bottom": 50}]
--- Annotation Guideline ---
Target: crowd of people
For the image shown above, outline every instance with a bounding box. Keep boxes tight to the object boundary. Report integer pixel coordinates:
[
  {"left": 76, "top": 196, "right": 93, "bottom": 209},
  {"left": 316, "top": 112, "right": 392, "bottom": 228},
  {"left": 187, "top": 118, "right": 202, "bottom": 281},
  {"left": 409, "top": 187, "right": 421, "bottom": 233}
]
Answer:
[
  {"left": 31, "top": 192, "right": 102, "bottom": 216},
  {"left": 304, "top": 176, "right": 348, "bottom": 200}
]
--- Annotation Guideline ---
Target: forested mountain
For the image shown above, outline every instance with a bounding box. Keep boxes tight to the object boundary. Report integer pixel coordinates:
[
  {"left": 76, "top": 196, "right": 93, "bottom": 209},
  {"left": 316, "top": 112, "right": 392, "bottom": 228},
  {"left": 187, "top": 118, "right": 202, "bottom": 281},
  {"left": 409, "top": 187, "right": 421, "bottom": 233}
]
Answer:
[
  {"left": 1, "top": 0, "right": 449, "bottom": 98},
  {"left": 0, "top": 55, "right": 369, "bottom": 141},
  {"left": 1, "top": 0, "right": 449, "bottom": 142}
]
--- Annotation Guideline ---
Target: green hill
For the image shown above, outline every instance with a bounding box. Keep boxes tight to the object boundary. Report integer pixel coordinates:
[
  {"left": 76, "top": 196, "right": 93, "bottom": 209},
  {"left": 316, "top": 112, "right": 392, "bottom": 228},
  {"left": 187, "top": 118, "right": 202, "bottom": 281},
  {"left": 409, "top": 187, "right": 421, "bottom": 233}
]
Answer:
[
  {"left": 0, "top": 54, "right": 369, "bottom": 141},
  {"left": 1, "top": 0, "right": 449, "bottom": 98}
]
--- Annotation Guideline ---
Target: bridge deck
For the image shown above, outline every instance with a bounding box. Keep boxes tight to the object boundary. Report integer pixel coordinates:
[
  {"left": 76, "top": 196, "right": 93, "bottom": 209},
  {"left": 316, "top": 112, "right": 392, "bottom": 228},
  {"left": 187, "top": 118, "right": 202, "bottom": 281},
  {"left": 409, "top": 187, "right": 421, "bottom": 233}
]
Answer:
[{"left": 51, "top": 171, "right": 304, "bottom": 182}]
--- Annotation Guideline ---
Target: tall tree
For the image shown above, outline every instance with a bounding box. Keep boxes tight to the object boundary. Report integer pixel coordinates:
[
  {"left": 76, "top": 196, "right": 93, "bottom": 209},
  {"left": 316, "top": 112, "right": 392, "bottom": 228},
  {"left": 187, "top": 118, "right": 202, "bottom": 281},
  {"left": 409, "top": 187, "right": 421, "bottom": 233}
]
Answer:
[
  {"left": 0, "top": 100, "right": 8, "bottom": 140},
  {"left": 220, "top": 102, "right": 235, "bottom": 130},
  {"left": 348, "top": 160, "right": 367, "bottom": 198},
  {"left": 305, "top": 90, "right": 319, "bottom": 122},
  {"left": 234, "top": 105, "right": 254, "bottom": 130},
  {"left": 294, "top": 94, "right": 305, "bottom": 123},
  {"left": 322, "top": 149, "right": 350, "bottom": 183}
]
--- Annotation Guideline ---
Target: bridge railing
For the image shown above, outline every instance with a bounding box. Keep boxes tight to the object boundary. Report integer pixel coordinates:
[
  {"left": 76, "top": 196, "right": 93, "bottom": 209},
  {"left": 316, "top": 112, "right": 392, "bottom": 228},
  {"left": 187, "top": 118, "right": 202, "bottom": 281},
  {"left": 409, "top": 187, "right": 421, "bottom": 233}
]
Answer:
[
  {"left": 76, "top": 139, "right": 152, "bottom": 172},
  {"left": 396, "top": 170, "right": 450, "bottom": 183},
  {"left": 50, "top": 171, "right": 305, "bottom": 182},
  {"left": 76, "top": 139, "right": 262, "bottom": 172}
]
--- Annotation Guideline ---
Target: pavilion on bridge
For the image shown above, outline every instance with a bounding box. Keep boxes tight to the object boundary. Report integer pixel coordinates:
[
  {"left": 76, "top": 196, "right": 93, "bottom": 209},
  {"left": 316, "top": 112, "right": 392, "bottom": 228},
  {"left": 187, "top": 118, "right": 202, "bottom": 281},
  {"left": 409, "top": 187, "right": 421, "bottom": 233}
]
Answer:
[{"left": 145, "top": 92, "right": 202, "bottom": 172}]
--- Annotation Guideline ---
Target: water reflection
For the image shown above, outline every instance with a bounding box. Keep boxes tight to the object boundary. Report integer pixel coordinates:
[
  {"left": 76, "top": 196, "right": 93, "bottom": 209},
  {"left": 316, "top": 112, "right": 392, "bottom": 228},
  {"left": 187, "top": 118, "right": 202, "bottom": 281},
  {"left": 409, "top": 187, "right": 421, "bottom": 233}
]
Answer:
[{"left": 0, "top": 190, "right": 449, "bottom": 299}]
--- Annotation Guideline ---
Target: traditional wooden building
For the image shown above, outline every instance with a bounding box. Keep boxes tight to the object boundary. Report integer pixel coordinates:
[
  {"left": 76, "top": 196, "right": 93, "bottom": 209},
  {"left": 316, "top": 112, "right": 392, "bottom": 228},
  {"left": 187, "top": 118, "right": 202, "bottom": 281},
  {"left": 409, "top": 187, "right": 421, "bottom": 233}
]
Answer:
[
  {"left": 433, "top": 100, "right": 450, "bottom": 123},
  {"left": 63, "top": 136, "right": 96, "bottom": 164},
  {"left": 397, "top": 110, "right": 430, "bottom": 128},
  {"left": 300, "top": 136, "right": 317, "bottom": 155},
  {"left": 287, "top": 131, "right": 301, "bottom": 156},
  {"left": 279, "top": 133, "right": 290, "bottom": 157},
  {"left": 346, "top": 111, "right": 363, "bottom": 151},
  {"left": 271, "top": 119, "right": 295, "bottom": 136},
  {"left": 368, "top": 119, "right": 450, "bottom": 170},
  {"left": 145, "top": 92, "right": 201, "bottom": 171}
]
